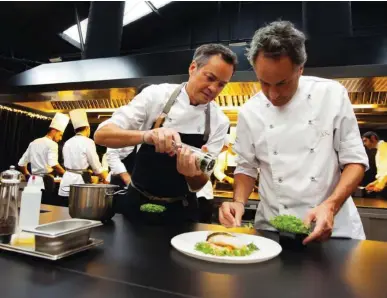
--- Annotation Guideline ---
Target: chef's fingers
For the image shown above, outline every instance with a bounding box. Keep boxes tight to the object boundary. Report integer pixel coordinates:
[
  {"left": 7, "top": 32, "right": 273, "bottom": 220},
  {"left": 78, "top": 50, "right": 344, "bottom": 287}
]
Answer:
[
  {"left": 201, "top": 145, "right": 209, "bottom": 153},
  {"left": 165, "top": 130, "right": 174, "bottom": 153},
  {"left": 303, "top": 219, "right": 326, "bottom": 245},
  {"left": 171, "top": 130, "right": 182, "bottom": 146},
  {"left": 303, "top": 210, "right": 316, "bottom": 227},
  {"left": 234, "top": 205, "right": 244, "bottom": 227},
  {"left": 220, "top": 203, "right": 236, "bottom": 227},
  {"left": 152, "top": 130, "right": 160, "bottom": 152},
  {"left": 177, "top": 147, "right": 185, "bottom": 169},
  {"left": 159, "top": 129, "right": 167, "bottom": 153}
]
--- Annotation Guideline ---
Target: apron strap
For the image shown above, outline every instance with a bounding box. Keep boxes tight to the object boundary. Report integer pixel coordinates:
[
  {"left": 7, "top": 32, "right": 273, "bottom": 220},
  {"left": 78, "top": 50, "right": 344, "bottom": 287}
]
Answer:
[
  {"left": 203, "top": 104, "right": 211, "bottom": 142},
  {"left": 154, "top": 83, "right": 185, "bottom": 129},
  {"left": 153, "top": 82, "right": 211, "bottom": 142}
]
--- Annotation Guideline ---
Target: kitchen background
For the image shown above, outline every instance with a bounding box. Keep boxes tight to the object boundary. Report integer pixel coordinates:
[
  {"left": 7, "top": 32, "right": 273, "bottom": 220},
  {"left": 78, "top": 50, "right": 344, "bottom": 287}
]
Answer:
[{"left": 1, "top": 1, "right": 387, "bottom": 240}]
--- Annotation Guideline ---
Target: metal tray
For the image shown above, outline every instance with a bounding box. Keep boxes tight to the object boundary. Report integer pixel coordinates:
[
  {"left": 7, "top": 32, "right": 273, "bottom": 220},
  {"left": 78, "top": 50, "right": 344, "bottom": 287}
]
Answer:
[
  {"left": 0, "top": 238, "right": 103, "bottom": 260},
  {"left": 22, "top": 219, "right": 103, "bottom": 238}
]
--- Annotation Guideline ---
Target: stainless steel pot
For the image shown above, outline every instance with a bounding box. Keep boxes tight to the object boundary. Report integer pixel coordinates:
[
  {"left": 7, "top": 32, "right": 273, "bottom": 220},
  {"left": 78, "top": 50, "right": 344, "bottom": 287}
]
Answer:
[{"left": 64, "top": 184, "right": 126, "bottom": 222}]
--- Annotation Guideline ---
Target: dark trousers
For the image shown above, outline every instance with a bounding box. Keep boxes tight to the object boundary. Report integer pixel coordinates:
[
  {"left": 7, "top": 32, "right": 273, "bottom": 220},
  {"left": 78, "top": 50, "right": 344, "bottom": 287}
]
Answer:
[{"left": 197, "top": 197, "right": 214, "bottom": 224}]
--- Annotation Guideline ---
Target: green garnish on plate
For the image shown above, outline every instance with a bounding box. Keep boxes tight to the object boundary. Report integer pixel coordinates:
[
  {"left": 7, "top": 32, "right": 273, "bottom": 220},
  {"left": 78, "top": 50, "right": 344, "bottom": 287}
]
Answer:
[
  {"left": 195, "top": 242, "right": 259, "bottom": 257},
  {"left": 270, "top": 215, "right": 311, "bottom": 235},
  {"left": 140, "top": 203, "right": 166, "bottom": 213}
]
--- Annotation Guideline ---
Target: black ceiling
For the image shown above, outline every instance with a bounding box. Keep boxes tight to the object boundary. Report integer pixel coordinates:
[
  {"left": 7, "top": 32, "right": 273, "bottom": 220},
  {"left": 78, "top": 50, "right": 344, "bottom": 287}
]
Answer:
[{"left": 1, "top": 1, "right": 387, "bottom": 82}]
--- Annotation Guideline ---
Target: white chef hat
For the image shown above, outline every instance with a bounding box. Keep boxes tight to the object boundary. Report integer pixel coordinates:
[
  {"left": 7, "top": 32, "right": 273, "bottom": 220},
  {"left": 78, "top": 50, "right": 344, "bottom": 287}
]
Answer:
[
  {"left": 49, "top": 112, "right": 70, "bottom": 132},
  {"left": 69, "top": 109, "right": 89, "bottom": 130}
]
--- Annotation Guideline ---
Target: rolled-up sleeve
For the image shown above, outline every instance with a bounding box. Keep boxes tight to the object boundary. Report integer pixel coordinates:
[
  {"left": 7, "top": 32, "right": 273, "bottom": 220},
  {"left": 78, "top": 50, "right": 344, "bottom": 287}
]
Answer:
[
  {"left": 234, "top": 111, "right": 260, "bottom": 178},
  {"left": 18, "top": 145, "right": 31, "bottom": 166},
  {"left": 86, "top": 140, "right": 104, "bottom": 174},
  {"left": 47, "top": 142, "right": 59, "bottom": 167},
  {"left": 333, "top": 86, "right": 369, "bottom": 170},
  {"left": 106, "top": 147, "right": 134, "bottom": 175}
]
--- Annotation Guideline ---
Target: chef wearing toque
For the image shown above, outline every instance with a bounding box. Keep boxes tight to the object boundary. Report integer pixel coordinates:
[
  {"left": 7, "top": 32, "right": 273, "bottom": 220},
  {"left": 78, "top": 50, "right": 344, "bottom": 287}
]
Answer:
[
  {"left": 58, "top": 109, "right": 108, "bottom": 201},
  {"left": 18, "top": 112, "right": 69, "bottom": 197}
]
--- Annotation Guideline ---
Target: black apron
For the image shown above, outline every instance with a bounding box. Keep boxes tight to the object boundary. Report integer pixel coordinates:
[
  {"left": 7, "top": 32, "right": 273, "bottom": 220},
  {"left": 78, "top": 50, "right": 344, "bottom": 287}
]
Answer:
[{"left": 115, "top": 83, "right": 211, "bottom": 224}]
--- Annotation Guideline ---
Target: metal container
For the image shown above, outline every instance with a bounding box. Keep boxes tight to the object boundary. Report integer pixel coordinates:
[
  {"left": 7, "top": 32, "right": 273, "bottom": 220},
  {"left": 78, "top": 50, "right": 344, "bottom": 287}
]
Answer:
[
  {"left": 0, "top": 166, "right": 22, "bottom": 237},
  {"left": 66, "top": 184, "right": 124, "bottom": 221},
  {"left": 22, "top": 219, "right": 103, "bottom": 255}
]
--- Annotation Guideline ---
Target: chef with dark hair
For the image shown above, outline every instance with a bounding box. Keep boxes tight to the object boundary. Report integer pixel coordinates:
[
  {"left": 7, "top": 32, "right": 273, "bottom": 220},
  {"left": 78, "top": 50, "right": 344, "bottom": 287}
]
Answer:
[
  {"left": 95, "top": 43, "right": 237, "bottom": 224},
  {"left": 219, "top": 21, "right": 368, "bottom": 243},
  {"left": 18, "top": 112, "right": 70, "bottom": 197}
]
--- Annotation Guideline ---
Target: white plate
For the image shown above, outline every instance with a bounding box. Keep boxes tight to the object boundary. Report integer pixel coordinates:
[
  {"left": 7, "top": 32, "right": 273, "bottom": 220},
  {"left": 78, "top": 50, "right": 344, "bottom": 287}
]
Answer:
[{"left": 171, "top": 231, "right": 282, "bottom": 264}]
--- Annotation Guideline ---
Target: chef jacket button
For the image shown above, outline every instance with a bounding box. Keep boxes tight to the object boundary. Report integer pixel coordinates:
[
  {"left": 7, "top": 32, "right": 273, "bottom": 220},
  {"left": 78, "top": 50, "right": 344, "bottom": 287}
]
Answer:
[
  {"left": 310, "top": 148, "right": 315, "bottom": 153},
  {"left": 278, "top": 177, "right": 283, "bottom": 183},
  {"left": 270, "top": 124, "right": 274, "bottom": 129},
  {"left": 310, "top": 177, "right": 316, "bottom": 182},
  {"left": 307, "top": 94, "right": 311, "bottom": 99},
  {"left": 308, "top": 120, "right": 313, "bottom": 125},
  {"left": 283, "top": 205, "right": 288, "bottom": 209},
  {"left": 266, "top": 103, "right": 270, "bottom": 107},
  {"left": 168, "top": 118, "right": 172, "bottom": 122},
  {"left": 274, "top": 151, "right": 278, "bottom": 155}
]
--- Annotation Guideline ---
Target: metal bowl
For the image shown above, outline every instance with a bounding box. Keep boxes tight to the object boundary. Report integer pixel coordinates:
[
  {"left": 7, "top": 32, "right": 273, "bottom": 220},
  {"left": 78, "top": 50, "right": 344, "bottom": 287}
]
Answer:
[{"left": 68, "top": 184, "right": 121, "bottom": 222}]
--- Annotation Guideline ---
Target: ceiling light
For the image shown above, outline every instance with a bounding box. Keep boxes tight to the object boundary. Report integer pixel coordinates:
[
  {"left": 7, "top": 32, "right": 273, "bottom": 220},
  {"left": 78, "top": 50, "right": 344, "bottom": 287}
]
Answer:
[{"left": 61, "top": 1, "right": 171, "bottom": 47}]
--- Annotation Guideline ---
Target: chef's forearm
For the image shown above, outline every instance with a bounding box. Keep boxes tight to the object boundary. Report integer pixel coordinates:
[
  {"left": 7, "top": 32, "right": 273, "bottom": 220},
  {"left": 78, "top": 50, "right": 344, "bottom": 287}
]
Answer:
[
  {"left": 19, "top": 166, "right": 30, "bottom": 176},
  {"left": 94, "top": 124, "right": 144, "bottom": 148},
  {"left": 53, "top": 164, "right": 66, "bottom": 175},
  {"left": 119, "top": 172, "right": 132, "bottom": 186},
  {"left": 185, "top": 173, "right": 208, "bottom": 192},
  {"left": 233, "top": 173, "right": 255, "bottom": 204},
  {"left": 325, "top": 163, "right": 365, "bottom": 214}
]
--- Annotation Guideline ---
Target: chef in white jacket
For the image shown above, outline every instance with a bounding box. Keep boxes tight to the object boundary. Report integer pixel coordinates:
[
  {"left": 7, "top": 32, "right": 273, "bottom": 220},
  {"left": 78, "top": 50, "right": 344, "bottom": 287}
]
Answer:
[
  {"left": 58, "top": 109, "right": 108, "bottom": 198},
  {"left": 18, "top": 112, "right": 69, "bottom": 192},
  {"left": 219, "top": 21, "right": 369, "bottom": 244}
]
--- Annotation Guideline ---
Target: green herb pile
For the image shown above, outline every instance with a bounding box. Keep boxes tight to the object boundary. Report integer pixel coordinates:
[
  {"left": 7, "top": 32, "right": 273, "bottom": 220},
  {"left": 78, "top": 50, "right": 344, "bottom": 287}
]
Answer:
[
  {"left": 270, "top": 215, "right": 311, "bottom": 235},
  {"left": 195, "top": 242, "right": 259, "bottom": 257},
  {"left": 140, "top": 204, "right": 166, "bottom": 213}
]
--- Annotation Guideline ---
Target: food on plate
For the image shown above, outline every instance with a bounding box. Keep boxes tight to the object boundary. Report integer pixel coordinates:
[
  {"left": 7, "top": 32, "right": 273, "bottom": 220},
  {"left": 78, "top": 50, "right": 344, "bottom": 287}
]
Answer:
[
  {"left": 243, "top": 222, "right": 255, "bottom": 229},
  {"left": 195, "top": 232, "right": 259, "bottom": 256},
  {"left": 140, "top": 203, "right": 166, "bottom": 213},
  {"left": 270, "top": 215, "right": 311, "bottom": 235}
]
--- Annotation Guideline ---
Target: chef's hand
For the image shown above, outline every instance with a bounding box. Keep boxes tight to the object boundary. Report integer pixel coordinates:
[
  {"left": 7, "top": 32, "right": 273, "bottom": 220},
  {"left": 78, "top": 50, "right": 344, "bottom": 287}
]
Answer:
[
  {"left": 219, "top": 202, "right": 245, "bottom": 227},
  {"left": 176, "top": 146, "right": 202, "bottom": 177},
  {"left": 143, "top": 128, "right": 181, "bottom": 155},
  {"left": 366, "top": 179, "right": 386, "bottom": 192},
  {"left": 303, "top": 202, "right": 334, "bottom": 245}
]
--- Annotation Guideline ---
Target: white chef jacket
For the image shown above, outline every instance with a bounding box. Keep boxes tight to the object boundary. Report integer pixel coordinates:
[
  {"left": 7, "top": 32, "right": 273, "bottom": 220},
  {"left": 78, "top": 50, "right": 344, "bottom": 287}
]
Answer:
[
  {"left": 18, "top": 137, "right": 59, "bottom": 175},
  {"left": 196, "top": 180, "right": 214, "bottom": 200},
  {"left": 106, "top": 146, "right": 135, "bottom": 175},
  {"left": 97, "top": 83, "right": 230, "bottom": 158},
  {"left": 58, "top": 135, "right": 104, "bottom": 197},
  {"left": 234, "top": 76, "right": 369, "bottom": 239}
]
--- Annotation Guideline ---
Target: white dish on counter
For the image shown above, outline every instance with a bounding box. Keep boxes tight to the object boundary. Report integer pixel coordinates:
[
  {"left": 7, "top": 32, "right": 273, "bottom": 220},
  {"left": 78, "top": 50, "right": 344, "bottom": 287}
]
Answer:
[{"left": 171, "top": 231, "right": 282, "bottom": 264}]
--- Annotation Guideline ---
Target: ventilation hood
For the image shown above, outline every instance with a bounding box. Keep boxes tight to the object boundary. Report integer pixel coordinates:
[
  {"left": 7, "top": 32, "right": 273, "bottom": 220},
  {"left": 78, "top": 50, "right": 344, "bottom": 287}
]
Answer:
[{"left": 1, "top": 47, "right": 387, "bottom": 127}]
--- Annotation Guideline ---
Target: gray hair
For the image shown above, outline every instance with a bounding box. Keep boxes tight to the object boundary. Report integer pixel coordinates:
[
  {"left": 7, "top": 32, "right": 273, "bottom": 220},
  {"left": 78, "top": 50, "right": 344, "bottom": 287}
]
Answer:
[
  {"left": 193, "top": 44, "right": 238, "bottom": 72},
  {"left": 246, "top": 21, "right": 307, "bottom": 67}
]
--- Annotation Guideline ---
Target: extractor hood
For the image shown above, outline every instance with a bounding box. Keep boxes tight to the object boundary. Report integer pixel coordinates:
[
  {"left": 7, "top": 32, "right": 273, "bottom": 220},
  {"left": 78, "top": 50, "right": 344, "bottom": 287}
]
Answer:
[{"left": 2, "top": 47, "right": 387, "bottom": 127}]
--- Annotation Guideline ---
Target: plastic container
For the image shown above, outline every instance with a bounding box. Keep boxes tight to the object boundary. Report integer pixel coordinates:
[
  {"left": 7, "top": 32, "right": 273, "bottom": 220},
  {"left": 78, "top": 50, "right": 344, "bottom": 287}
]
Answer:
[{"left": 19, "top": 175, "right": 42, "bottom": 229}]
